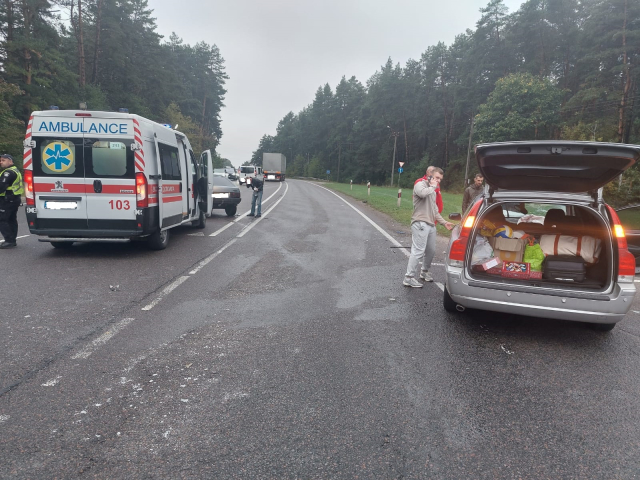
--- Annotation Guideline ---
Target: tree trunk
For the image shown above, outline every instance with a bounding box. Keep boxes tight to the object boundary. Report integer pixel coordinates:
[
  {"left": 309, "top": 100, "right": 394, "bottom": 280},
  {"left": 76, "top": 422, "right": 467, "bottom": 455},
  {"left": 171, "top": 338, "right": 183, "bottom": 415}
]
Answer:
[
  {"left": 92, "top": 0, "right": 102, "bottom": 84},
  {"left": 78, "top": 0, "right": 85, "bottom": 87},
  {"left": 618, "top": 0, "right": 630, "bottom": 143},
  {"left": 21, "top": 1, "right": 32, "bottom": 85},
  {"left": 5, "top": 0, "right": 14, "bottom": 66}
]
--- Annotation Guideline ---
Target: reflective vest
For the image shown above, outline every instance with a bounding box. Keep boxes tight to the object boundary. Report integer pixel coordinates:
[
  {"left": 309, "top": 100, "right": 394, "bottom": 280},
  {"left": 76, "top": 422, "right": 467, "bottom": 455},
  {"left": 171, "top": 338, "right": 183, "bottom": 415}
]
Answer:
[{"left": 0, "top": 165, "right": 24, "bottom": 197}]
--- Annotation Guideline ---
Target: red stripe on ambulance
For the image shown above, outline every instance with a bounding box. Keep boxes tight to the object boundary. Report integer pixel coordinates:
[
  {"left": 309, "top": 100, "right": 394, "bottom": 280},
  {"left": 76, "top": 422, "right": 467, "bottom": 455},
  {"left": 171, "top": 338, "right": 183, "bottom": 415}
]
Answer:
[{"left": 23, "top": 115, "right": 34, "bottom": 170}]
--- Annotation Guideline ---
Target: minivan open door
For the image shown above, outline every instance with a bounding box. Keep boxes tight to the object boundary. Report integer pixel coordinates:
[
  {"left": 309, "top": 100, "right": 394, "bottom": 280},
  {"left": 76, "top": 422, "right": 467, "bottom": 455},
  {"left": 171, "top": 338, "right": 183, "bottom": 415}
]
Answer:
[{"left": 201, "top": 150, "right": 214, "bottom": 215}]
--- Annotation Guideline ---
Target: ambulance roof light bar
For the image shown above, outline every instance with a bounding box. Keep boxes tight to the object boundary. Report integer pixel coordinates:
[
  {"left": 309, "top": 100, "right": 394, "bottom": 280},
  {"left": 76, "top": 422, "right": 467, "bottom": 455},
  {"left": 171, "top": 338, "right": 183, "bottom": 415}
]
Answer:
[
  {"left": 119, "top": 108, "right": 129, "bottom": 113},
  {"left": 49, "top": 105, "right": 59, "bottom": 110}
]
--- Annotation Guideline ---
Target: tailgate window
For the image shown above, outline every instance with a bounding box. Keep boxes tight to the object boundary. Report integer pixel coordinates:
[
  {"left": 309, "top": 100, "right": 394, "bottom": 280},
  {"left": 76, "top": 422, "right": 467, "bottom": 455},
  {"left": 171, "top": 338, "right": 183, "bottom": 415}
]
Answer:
[
  {"left": 33, "top": 138, "right": 84, "bottom": 177},
  {"left": 85, "top": 139, "right": 134, "bottom": 178}
]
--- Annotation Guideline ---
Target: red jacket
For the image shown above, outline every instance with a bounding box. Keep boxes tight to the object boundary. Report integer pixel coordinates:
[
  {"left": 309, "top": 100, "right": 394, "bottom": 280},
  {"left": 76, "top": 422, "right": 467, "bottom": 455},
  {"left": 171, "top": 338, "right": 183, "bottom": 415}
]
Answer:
[{"left": 414, "top": 175, "right": 443, "bottom": 213}]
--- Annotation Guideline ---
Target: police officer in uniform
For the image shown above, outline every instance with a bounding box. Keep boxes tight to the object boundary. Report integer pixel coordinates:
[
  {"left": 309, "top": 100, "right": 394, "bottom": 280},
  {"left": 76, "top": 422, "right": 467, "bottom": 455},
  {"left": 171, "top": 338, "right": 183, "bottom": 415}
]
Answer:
[{"left": 0, "top": 154, "right": 23, "bottom": 248}]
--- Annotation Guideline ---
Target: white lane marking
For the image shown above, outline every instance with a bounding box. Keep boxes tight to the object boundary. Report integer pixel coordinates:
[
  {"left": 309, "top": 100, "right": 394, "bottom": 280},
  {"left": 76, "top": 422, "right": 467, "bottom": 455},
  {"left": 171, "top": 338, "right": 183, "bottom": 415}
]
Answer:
[
  {"left": 72, "top": 318, "right": 135, "bottom": 359},
  {"left": 142, "top": 276, "right": 190, "bottom": 311},
  {"left": 308, "top": 183, "right": 409, "bottom": 257},
  {"left": 16, "top": 235, "right": 30, "bottom": 239},
  {"left": 237, "top": 182, "right": 289, "bottom": 238},
  {"left": 209, "top": 182, "right": 283, "bottom": 237},
  {"left": 189, "top": 238, "right": 238, "bottom": 275},
  {"left": 434, "top": 282, "right": 445, "bottom": 292},
  {"left": 41, "top": 376, "right": 62, "bottom": 387}
]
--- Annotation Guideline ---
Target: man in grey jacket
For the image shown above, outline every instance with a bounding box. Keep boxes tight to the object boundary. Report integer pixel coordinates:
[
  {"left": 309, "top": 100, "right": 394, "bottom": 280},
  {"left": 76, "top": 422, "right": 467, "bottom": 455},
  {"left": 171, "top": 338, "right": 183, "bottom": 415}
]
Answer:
[{"left": 403, "top": 167, "right": 453, "bottom": 288}]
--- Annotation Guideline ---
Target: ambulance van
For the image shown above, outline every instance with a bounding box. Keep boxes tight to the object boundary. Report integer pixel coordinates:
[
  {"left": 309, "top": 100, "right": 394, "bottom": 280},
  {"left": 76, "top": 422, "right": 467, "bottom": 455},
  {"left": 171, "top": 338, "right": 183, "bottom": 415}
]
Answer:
[{"left": 22, "top": 109, "right": 215, "bottom": 250}]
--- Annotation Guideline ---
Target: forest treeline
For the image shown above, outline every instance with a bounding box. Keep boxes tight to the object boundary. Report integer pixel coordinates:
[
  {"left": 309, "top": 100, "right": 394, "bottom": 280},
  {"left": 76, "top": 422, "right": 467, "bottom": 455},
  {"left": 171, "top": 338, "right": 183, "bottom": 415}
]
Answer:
[
  {"left": 0, "top": 0, "right": 229, "bottom": 167},
  {"left": 251, "top": 0, "right": 640, "bottom": 202}
]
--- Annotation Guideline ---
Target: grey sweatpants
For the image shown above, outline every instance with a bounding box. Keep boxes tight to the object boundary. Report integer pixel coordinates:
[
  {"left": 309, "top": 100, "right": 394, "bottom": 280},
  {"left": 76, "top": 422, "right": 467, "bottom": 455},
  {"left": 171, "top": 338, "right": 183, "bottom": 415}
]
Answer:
[{"left": 405, "top": 221, "right": 437, "bottom": 278}]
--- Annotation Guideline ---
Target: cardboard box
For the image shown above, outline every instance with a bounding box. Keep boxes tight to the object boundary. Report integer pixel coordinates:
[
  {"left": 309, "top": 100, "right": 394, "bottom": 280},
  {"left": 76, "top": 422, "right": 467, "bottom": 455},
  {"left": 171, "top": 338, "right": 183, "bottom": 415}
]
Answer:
[
  {"left": 501, "top": 262, "right": 531, "bottom": 279},
  {"left": 489, "top": 237, "right": 525, "bottom": 263},
  {"left": 472, "top": 256, "right": 502, "bottom": 272}
]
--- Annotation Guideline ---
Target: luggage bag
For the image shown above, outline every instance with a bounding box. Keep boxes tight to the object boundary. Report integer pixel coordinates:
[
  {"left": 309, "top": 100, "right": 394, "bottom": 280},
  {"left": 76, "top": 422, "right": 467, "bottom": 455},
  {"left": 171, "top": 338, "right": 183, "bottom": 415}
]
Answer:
[{"left": 542, "top": 255, "right": 586, "bottom": 283}]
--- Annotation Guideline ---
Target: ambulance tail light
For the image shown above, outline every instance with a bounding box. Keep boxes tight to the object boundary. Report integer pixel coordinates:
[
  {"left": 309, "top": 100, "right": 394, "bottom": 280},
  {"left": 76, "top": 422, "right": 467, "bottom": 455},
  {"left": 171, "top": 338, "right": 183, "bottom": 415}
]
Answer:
[
  {"left": 136, "top": 173, "right": 148, "bottom": 208},
  {"left": 24, "top": 170, "right": 35, "bottom": 206},
  {"left": 448, "top": 200, "right": 483, "bottom": 267},
  {"left": 606, "top": 205, "right": 636, "bottom": 283}
]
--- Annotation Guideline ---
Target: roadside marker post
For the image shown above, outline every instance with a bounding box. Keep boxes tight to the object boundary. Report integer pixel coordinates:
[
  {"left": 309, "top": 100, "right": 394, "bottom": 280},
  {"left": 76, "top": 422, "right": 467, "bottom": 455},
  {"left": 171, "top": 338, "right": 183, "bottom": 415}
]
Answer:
[
  {"left": 367, "top": 181, "right": 371, "bottom": 196},
  {"left": 397, "top": 188, "right": 402, "bottom": 207},
  {"left": 350, "top": 179, "right": 353, "bottom": 190}
]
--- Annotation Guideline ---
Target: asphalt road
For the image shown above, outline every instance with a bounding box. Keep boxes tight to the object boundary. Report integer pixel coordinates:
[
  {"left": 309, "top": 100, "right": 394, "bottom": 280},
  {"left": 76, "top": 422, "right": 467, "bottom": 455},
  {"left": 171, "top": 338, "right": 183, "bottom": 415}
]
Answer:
[{"left": 2, "top": 179, "right": 640, "bottom": 479}]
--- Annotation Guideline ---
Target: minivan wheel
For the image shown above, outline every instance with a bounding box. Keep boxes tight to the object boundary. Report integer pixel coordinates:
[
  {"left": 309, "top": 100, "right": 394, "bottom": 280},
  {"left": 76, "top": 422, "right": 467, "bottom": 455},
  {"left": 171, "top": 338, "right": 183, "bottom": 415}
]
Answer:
[
  {"left": 443, "top": 286, "right": 458, "bottom": 313},
  {"left": 589, "top": 322, "right": 616, "bottom": 332},
  {"left": 225, "top": 205, "right": 237, "bottom": 217},
  {"left": 148, "top": 228, "right": 170, "bottom": 250},
  {"left": 51, "top": 241, "right": 74, "bottom": 249},
  {"left": 193, "top": 210, "right": 206, "bottom": 229}
]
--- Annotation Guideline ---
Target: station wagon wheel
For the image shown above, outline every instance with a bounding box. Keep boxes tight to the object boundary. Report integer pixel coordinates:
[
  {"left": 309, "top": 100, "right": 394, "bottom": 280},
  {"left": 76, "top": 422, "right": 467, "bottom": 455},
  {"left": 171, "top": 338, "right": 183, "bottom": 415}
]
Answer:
[
  {"left": 51, "top": 241, "right": 74, "bottom": 249},
  {"left": 225, "top": 205, "right": 237, "bottom": 217},
  {"left": 443, "top": 286, "right": 458, "bottom": 313},
  {"left": 147, "top": 228, "right": 170, "bottom": 250}
]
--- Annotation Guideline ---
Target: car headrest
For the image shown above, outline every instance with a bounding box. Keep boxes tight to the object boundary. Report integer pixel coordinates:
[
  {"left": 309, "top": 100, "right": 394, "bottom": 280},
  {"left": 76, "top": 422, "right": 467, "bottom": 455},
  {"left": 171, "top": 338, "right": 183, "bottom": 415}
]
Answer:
[{"left": 544, "top": 209, "right": 566, "bottom": 228}]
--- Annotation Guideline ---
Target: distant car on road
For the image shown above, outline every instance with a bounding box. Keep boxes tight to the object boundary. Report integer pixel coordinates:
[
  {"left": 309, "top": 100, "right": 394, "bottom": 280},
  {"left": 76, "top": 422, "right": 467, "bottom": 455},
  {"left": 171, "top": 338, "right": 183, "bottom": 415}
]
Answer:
[
  {"left": 238, "top": 165, "right": 263, "bottom": 185},
  {"left": 213, "top": 168, "right": 227, "bottom": 177},
  {"left": 615, "top": 203, "right": 640, "bottom": 274},
  {"left": 212, "top": 176, "right": 241, "bottom": 216}
]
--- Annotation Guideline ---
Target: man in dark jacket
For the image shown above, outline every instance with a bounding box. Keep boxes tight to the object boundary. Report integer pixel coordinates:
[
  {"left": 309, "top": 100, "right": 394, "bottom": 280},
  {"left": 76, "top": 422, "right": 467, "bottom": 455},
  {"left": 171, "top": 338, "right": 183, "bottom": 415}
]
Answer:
[
  {"left": 246, "top": 175, "right": 264, "bottom": 217},
  {"left": 462, "top": 173, "right": 484, "bottom": 213},
  {"left": 0, "top": 154, "right": 23, "bottom": 248}
]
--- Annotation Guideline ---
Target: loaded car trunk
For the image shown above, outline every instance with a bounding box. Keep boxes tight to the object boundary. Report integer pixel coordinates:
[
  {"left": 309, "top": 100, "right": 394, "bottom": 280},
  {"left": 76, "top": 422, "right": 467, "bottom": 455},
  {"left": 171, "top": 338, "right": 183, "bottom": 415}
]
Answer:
[{"left": 468, "top": 202, "right": 614, "bottom": 292}]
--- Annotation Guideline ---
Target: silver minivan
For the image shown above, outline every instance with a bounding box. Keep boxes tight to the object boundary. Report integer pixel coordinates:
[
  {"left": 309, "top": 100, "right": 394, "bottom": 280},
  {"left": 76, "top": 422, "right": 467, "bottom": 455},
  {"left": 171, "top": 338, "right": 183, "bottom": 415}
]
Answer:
[{"left": 444, "top": 141, "right": 640, "bottom": 331}]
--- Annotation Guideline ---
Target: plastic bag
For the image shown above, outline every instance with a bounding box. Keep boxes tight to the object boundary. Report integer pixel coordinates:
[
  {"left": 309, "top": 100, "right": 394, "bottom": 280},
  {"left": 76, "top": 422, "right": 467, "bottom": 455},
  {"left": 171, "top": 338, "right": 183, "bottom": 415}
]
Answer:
[
  {"left": 523, "top": 244, "right": 545, "bottom": 271},
  {"left": 471, "top": 235, "right": 494, "bottom": 265}
]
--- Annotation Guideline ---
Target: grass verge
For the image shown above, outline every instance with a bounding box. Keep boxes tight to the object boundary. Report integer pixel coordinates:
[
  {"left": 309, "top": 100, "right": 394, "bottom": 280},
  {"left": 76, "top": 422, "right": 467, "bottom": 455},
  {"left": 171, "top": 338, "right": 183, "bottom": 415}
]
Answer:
[{"left": 322, "top": 182, "right": 463, "bottom": 237}]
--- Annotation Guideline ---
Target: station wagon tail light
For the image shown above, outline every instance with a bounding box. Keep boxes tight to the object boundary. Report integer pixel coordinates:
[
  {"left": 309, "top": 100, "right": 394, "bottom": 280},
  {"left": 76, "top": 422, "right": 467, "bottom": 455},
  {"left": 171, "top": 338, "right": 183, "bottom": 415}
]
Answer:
[
  {"left": 24, "top": 170, "right": 35, "bottom": 206},
  {"left": 136, "top": 172, "right": 148, "bottom": 208},
  {"left": 606, "top": 205, "right": 635, "bottom": 282},
  {"left": 448, "top": 200, "right": 482, "bottom": 267}
]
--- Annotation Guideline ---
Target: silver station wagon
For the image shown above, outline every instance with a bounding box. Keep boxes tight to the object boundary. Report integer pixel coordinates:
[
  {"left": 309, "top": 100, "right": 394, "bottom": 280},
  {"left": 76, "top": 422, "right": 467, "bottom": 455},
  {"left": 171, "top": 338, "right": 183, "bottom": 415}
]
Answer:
[{"left": 444, "top": 141, "right": 640, "bottom": 331}]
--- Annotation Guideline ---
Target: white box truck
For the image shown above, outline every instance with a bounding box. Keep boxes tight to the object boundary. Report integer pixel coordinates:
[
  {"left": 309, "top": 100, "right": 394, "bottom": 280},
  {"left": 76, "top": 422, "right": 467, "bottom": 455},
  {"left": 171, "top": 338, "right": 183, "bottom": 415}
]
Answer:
[{"left": 263, "top": 153, "right": 286, "bottom": 181}]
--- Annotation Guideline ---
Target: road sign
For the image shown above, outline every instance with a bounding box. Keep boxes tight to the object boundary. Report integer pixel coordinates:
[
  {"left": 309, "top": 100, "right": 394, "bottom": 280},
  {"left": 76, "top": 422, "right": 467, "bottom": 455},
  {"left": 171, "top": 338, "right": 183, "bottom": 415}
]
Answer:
[
  {"left": 398, "top": 162, "right": 405, "bottom": 168},
  {"left": 326, "top": 170, "right": 330, "bottom": 175},
  {"left": 398, "top": 168, "right": 403, "bottom": 173}
]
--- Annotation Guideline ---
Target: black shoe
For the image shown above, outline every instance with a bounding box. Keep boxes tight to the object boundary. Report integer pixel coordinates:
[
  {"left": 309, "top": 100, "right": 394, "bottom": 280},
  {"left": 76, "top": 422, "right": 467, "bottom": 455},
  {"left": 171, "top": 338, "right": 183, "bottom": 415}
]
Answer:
[
  {"left": 247, "top": 213, "right": 255, "bottom": 217},
  {"left": 255, "top": 214, "right": 261, "bottom": 217},
  {"left": 0, "top": 242, "right": 17, "bottom": 249}
]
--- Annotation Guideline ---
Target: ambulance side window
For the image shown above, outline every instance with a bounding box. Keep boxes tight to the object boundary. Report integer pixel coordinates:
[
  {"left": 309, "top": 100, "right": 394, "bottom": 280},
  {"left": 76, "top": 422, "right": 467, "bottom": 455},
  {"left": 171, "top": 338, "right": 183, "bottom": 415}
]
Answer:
[{"left": 159, "top": 144, "right": 181, "bottom": 181}]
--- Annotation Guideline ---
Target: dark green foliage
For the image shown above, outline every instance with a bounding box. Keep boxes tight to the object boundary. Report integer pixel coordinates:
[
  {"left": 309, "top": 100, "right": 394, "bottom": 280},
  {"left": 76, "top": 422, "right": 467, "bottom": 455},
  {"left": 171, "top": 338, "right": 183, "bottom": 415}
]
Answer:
[
  {"left": 0, "top": 0, "right": 227, "bottom": 157},
  {"left": 252, "top": 0, "right": 640, "bottom": 202}
]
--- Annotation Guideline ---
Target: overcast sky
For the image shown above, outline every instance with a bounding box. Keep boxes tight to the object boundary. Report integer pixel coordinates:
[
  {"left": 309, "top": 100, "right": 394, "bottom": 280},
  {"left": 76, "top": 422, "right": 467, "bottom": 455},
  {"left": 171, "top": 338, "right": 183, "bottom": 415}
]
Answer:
[{"left": 150, "top": 0, "right": 523, "bottom": 167}]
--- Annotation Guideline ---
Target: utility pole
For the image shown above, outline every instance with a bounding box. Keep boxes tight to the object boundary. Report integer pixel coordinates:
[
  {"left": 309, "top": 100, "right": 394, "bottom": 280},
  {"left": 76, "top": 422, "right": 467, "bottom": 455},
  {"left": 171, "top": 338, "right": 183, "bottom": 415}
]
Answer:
[
  {"left": 463, "top": 115, "right": 475, "bottom": 189},
  {"left": 388, "top": 128, "right": 400, "bottom": 187}
]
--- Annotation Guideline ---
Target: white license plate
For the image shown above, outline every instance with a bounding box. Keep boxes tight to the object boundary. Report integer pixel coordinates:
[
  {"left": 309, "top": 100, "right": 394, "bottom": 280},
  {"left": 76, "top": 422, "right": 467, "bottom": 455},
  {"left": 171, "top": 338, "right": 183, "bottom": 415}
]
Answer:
[
  {"left": 268, "top": 175, "right": 276, "bottom": 180},
  {"left": 212, "top": 193, "right": 229, "bottom": 199},
  {"left": 44, "top": 201, "right": 78, "bottom": 210}
]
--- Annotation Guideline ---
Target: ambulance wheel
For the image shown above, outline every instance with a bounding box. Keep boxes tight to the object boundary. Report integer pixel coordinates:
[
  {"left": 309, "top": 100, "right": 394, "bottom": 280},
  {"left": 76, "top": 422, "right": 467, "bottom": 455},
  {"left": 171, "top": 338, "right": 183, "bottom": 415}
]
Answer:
[
  {"left": 51, "top": 241, "right": 74, "bottom": 249},
  {"left": 148, "top": 228, "right": 169, "bottom": 250},
  {"left": 193, "top": 210, "right": 206, "bottom": 229},
  {"left": 443, "top": 285, "right": 458, "bottom": 313},
  {"left": 225, "top": 205, "right": 237, "bottom": 217},
  {"left": 589, "top": 322, "right": 616, "bottom": 332}
]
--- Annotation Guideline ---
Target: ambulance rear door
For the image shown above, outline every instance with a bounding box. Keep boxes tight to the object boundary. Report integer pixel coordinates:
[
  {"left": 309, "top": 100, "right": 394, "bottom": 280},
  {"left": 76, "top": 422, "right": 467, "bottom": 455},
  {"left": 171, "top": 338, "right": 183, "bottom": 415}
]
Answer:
[
  {"left": 176, "top": 135, "right": 195, "bottom": 219},
  {"left": 201, "top": 150, "right": 214, "bottom": 214},
  {"left": 31, "top": 115, "right": 88, "bottom": 230},
  {"left": 155, "top": 132, "right": 183, "bottom": 228},
  {"left": 83, "top": 117, "right": 137, "bottom": 230}
]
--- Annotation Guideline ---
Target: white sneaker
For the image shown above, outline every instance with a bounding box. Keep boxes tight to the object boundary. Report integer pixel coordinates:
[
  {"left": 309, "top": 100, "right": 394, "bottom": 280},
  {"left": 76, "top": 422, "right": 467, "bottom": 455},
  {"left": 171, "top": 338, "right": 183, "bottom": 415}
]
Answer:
[
  {"left": 420, "top": 271, "right": 433, "bottom": 282},
  {"left": 403, "top": 277, "right": 423, "bottom": 288}
]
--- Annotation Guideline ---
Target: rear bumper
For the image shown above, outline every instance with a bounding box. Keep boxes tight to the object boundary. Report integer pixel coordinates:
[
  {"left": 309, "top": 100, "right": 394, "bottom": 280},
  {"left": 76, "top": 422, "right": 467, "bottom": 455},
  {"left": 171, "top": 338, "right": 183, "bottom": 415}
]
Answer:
[
  {"left": 445, "top": 264, "right": 636, "bottom": 324},
  {"left": 212, "top": 198, "right": 241, "bottom": 209}
]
